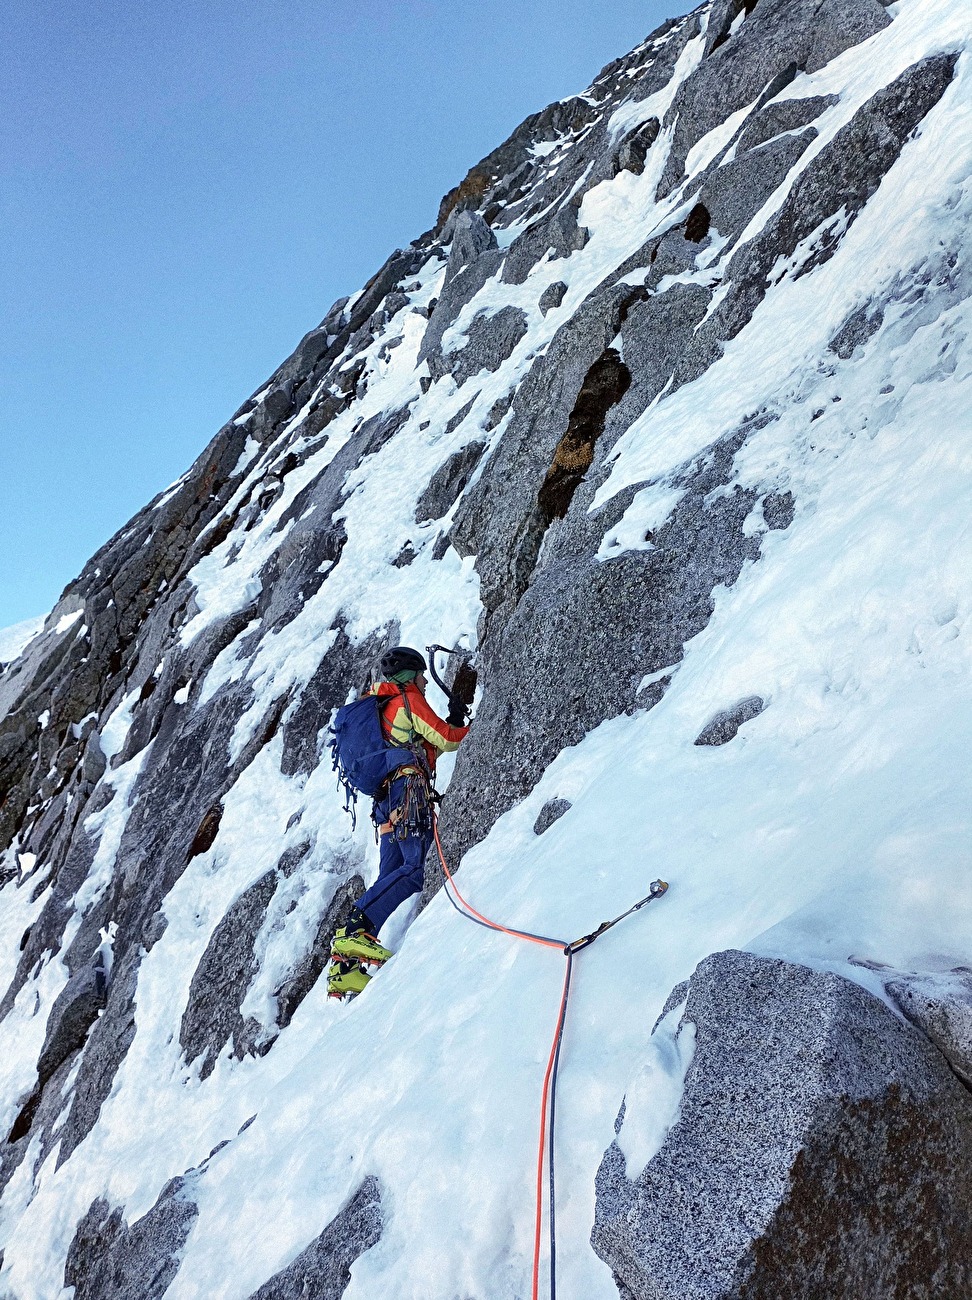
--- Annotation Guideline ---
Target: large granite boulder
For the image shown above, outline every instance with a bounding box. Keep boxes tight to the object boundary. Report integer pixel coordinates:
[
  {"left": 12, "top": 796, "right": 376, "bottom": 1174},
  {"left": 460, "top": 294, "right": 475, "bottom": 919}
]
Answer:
[{"left": 592, "top": 951, "right": 972, "bottom": 1299}]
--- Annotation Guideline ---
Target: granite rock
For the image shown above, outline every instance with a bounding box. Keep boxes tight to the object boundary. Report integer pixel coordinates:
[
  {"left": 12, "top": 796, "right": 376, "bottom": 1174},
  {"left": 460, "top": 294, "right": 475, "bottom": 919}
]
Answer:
[
  {"left": 448, "top": 305, "right": 528, "bottom": 387},
  {"left": 415, "top": 441, "right": 488, "bottom": 524},
  {"left": 180, "top": 870, "right": 278, "bottom": 1079},
  {"left": 65, "top": 1174, "right": 200, "bottom": 1300},
  {"left": 657, "top": 0, "right": 891, "bottom": 198},
  {"left": 247, "top": 1177, "right": 381, "bottom": 1300},
  {"left": 884, "top": 967, "right": 972, "bottom": 1087},
  {"left": 592, "top": 951, "right": 972, "bottom": 1299},
  {"left": 538, "top": 281, "right": 568, "bottom": 315},
  {"left": 533, "top": 798, "right": 572, "bottom": 835},
  {"left": 694, "top": 696, "right": 765, "bottom": 746}
]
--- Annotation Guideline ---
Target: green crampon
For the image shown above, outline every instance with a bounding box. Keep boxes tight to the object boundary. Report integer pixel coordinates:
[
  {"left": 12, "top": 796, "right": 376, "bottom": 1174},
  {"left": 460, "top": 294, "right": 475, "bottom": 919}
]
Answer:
[
  {"left": 331, "top": 926, "right": 393, "bottom": 967},
  {"left": 327, "top": 959, "right": 372, "bottom": 1000}
]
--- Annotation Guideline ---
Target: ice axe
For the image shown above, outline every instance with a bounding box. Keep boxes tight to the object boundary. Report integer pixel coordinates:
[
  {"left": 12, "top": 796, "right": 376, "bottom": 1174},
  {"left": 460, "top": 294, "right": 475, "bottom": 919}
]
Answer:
[{"left": 426, "top": 644, "right": 477, "bottom": 725}]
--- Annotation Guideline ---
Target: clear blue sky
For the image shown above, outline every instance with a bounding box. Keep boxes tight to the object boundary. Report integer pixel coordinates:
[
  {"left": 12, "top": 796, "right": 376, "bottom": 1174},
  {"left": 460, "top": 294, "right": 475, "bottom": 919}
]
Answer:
[{"left": 0, "top": 0, "right": 684, "bottom": 627}]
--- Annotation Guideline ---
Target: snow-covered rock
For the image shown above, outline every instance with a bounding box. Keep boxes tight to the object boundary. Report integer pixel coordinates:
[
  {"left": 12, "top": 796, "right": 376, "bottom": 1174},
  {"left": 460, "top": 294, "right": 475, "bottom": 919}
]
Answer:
[
  {"left": 1, "top": 0, "right": 971, "bottom": 1295},
  {"left": 884, "top": 966, "right": 972, "bottom": 1087},
  {"left": 0, "top": 618, "right": 44, "bottom": 666}
]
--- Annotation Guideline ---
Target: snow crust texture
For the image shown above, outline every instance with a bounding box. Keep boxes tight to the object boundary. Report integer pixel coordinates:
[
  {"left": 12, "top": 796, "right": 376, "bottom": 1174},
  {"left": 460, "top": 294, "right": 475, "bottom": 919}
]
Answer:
[{"left": 1, "top": 0, "right": 971, "bottom": 1295}]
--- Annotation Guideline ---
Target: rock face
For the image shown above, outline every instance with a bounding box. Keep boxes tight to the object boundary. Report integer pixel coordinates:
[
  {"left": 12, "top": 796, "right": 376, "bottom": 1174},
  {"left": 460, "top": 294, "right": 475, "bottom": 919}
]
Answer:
[
  {"left": 65, "top": 1174, "right": 200, "bottom": 1300},
  {"left": 247, "top": 1177, "right": 382, "bottom": 1300},
  {"left": 6, "top": 959, "right": 106, "bottom": 1143},
  {"left": 592, "top": 951, "right": 972, "bottom": 1300},
  {"left": 180, "top": 869, "right": 279, "bottom": 1078},
  {"left": 0, "top": 0, "right": 968, "bottom": 1295}
]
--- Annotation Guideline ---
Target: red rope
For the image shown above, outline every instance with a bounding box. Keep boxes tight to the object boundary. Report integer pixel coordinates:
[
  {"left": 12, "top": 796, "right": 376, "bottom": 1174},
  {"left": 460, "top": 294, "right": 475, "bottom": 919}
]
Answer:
[
  {"left": 432, "top": 817, "right": 564, "bottom": 951},
  {"left": 432, "top": 815, "right": 567, "bottom": 1298},
  {"left": 430, "top": 815, "right": 667, "bottom": 1297}
]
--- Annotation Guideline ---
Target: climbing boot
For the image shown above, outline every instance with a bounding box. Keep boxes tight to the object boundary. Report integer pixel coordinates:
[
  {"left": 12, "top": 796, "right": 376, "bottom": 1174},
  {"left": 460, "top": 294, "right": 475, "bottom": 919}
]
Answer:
[
  {"left": 331, "top": 926, "right": 392, "bottom": 967},
  {"left": 327, "top": 959, "right": 372, "bottom": 1000}
]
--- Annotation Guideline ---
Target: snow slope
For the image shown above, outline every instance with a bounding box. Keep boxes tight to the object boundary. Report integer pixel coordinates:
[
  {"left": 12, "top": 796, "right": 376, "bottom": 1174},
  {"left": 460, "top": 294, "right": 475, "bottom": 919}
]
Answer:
[
  {"left": 0, "top": 0, "right": 970, "bottom": 1296},
  {"left": 0, "top": 618, "right": 44, "bottom": 665}
]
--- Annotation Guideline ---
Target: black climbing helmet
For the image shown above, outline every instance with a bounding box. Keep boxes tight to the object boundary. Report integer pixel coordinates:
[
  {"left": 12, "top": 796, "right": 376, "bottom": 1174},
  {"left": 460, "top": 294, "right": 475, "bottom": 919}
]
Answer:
[{"left": 380, "top": 645, "right": 427, "bottom": 682}]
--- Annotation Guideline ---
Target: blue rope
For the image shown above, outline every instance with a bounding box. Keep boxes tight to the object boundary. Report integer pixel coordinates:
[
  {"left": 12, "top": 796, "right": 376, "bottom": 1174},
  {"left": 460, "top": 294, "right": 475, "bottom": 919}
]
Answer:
[{"left": 440, "top": 872, "right": 565, "bottom": 948}]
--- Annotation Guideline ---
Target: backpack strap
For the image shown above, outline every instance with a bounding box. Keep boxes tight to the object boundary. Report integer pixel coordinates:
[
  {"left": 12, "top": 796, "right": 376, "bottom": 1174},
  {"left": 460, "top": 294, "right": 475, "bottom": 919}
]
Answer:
[
  {"left": 393, "top": 685, "right": 434, "bottom": 779},
  {"left": 376, "top": 687, "right": 410, "bottom": 740},
  {"left": 371, "top": 686, "right": 428, "bottom": 806},
  {"left": 398, "top": 686, "right": 433, "bottom": 784},
  {"left": 398, "top": 685, "right": 414, "bottom": 729}
]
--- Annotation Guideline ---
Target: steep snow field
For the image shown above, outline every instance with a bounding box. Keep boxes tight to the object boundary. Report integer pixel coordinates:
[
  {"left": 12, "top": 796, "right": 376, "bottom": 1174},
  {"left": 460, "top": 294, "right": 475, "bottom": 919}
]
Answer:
[
  {"left": 0, "top": 620, "right": 44, "bottom": 667},
  {"left": 1, "top": 0, "right": 970, "bottom": 1295}
]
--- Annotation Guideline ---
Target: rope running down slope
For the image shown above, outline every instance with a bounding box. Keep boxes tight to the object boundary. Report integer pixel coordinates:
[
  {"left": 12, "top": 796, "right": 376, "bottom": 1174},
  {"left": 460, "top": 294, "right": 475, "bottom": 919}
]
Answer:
[{"left": 431, "top": 813, "right": 668, "bottom": 1300}]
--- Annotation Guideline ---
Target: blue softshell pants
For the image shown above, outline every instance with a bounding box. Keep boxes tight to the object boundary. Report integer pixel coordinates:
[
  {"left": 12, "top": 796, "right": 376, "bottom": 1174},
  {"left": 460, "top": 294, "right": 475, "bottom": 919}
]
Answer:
[{"left": 356, "top": 776, "right": 432, "bottom": 935}]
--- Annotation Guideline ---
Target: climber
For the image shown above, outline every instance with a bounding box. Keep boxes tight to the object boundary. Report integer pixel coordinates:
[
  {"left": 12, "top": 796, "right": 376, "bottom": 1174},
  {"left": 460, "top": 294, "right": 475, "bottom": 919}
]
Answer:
[{"left": 327, "top": 646, "right": 470, "bottom": 997}]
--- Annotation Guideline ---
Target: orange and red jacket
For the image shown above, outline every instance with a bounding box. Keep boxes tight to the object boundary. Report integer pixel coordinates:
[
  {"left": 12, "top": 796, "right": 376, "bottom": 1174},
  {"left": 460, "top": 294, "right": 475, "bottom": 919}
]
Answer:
[{"left": 369, "top": 679, "right": 469, "bottom": 776}]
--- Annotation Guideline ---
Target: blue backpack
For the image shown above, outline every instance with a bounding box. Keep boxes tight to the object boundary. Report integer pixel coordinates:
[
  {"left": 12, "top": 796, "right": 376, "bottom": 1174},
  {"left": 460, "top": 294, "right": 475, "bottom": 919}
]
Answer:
[{"left": 329, "top": 690, "right": 417, "bottom": 822}]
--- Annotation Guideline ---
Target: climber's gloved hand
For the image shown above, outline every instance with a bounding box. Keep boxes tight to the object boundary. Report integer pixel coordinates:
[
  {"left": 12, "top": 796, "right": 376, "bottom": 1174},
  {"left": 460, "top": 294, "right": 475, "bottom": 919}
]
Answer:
[{"left": 446, "top": 695, "right": 469, "bottom": 727}]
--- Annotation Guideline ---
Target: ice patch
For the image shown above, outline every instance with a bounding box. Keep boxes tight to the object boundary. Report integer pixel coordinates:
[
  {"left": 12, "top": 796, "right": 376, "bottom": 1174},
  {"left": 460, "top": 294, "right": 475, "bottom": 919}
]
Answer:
[
  {"left": 616, "top": 1001, "right": 696, "bottom": 1180},
  {"left": 99, "top": 687, "right": 141, "bottom": 762},
  {"left": 54, "top": 610, "right": 83, "bottom": 635},
  {"left": 607, "top": 26, "right": 707, "bottom": 142},
  {"left": 595, "top": 484, "right": 685, "bottom": 559},
  {"left": 232, "top": 435, "right": 261, "bottom": 476},
  {"left": 684, "top": 99, "right": 755, "bottom": 178}
]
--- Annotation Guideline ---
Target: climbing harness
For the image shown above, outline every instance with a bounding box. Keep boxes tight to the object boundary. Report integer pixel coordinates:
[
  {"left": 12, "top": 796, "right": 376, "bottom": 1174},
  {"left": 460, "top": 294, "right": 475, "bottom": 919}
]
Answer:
[
  {"left": 431, "top": 814, "right": 668, "bottom": 1300},
  {"left": 369, "top": 688, "right": 436, "bottom": 842},
  {"left": 372, "top": 770, "right": 433, "bottom": 841}
]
